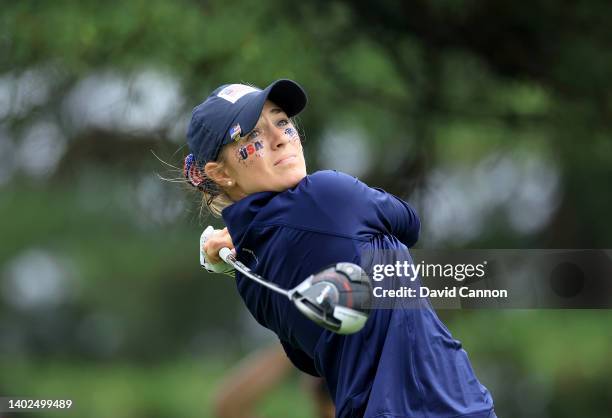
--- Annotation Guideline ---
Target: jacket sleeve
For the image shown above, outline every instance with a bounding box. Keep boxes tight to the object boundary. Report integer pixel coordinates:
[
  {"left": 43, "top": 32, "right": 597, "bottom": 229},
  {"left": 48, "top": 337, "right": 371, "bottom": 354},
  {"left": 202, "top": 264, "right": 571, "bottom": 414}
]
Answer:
[
  {"left": 279, "top": 339, "right": 320, "bottom": 377},
  {"left": 370, "top": 187, "right": 421, "bottom": 247},
  {"left": 302, "top": 171, "right": 421, "bottom": 247}
]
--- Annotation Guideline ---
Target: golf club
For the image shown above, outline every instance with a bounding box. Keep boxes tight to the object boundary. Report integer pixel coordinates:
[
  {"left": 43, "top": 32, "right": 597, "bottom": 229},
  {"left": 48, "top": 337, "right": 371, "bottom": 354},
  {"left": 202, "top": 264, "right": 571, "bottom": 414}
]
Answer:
[{"left": 218, "top": 247, "right": 372, "bottom": 334}]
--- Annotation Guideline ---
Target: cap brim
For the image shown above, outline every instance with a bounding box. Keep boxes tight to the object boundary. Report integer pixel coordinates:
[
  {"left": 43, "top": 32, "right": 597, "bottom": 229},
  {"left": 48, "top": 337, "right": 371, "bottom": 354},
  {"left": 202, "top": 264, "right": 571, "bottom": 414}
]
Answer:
[
  {"left": 265, "top": 79, "right": 307, "bottom": 118},
  {"left": 234, "top": 79, "right": 307, "bottom": 140}
]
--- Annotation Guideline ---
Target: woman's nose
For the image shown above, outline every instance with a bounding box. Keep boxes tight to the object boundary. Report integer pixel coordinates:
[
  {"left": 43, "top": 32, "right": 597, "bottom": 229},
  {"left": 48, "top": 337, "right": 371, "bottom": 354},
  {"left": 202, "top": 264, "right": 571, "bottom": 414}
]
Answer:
[{"left": 269, "top": 127, "right": 289, "bottom": 150}]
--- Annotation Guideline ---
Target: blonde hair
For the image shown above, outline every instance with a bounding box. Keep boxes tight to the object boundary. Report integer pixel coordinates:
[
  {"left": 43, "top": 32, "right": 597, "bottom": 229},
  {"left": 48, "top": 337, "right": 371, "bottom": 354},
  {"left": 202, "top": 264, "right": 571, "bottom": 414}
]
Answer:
[
  {"left": 154, "top": 149, "right": 233, "bottom": 220},
  {"left": 197, "top": 151, "right": 234, "bottom": 218}
]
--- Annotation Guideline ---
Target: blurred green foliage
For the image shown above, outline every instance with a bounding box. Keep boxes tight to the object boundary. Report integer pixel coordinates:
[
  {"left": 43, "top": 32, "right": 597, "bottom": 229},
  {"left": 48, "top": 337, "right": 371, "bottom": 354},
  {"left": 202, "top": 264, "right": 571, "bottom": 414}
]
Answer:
[
  {"left": 1, "top": 0, "right": 612, "bottom": 417},
  {"left": 3, "top": 358, "right": 316, "bottom": 418}
]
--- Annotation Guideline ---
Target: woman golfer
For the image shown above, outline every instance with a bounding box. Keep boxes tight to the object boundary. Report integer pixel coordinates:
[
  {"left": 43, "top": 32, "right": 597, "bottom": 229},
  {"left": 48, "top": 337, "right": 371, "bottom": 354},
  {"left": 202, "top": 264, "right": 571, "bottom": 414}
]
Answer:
[{"left": 184, "top": 79, "right": 496, "bottom": 418}]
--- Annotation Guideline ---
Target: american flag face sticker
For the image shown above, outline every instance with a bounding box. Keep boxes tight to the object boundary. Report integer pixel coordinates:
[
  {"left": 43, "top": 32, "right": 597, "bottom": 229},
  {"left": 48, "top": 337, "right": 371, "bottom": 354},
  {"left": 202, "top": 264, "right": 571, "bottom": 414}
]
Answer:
[
  {"left": 284, "top": 127, "right": 298, "bottom": 140},
  {"left": 229, "top": 123, "right": 242, "bottom": 142}
]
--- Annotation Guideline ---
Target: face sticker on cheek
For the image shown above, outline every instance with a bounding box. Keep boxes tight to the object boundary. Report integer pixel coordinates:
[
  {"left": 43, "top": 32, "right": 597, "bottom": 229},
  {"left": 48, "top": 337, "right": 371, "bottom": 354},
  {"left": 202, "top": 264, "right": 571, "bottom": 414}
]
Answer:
[
  {"left": 284, "top": 127, "right": 299, "bottom": 143},
  {"left": 235, "top": 140, "right": 265, "bottom": 164}
]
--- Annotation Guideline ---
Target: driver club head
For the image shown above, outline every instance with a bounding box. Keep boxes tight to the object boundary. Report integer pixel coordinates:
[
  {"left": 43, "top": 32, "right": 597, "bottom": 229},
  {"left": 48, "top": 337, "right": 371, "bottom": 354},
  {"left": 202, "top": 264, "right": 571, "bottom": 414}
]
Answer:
[{"left": 291, "top": 263, "right": 372, "bottom": 334}]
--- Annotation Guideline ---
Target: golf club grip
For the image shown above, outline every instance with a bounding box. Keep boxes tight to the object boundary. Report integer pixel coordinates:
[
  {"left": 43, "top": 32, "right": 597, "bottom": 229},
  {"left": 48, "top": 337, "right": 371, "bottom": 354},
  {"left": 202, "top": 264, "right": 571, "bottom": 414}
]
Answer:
[
  {"left": 219, "top": 247, "right": 234, "bottom": 263},
  {"left": 218, "top": 247, "right": 291, "bottom": 298}
]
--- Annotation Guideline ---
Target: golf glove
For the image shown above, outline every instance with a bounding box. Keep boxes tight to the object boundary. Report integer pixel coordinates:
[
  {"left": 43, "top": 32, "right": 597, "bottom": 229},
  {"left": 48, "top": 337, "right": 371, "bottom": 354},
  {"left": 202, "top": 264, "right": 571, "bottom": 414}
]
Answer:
[{"left": 200, "top": 226, "right": 235, "bottom": 277}]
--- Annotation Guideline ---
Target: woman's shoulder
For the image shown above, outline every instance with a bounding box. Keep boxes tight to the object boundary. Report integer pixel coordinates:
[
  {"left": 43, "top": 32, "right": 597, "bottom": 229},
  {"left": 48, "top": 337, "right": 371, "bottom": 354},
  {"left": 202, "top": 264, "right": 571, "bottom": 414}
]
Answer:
[
  {"left": 274, "top": 170, "right": 375, "bottom": 238},
  {"left": 286, "top": 170, "right": 373, "bottom": 210},
  {"left": 302, "top": 170, "right": 364, "bottom": 193},
  {"left": 308, "top": 169, "right": 356, "bottom": 182},
  {"left": 287, "top": 170, "right": 376, "bottom": 203}
]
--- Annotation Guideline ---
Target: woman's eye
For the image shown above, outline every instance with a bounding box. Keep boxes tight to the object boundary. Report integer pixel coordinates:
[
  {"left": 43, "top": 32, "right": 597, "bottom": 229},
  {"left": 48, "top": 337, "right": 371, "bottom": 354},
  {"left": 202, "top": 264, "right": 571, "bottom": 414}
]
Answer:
[
  {"left": 277, "top": 119, "right": 289, "bottom": 127},
  {"left": 246, "top": 130, "right": 259, "bottom": 140}
]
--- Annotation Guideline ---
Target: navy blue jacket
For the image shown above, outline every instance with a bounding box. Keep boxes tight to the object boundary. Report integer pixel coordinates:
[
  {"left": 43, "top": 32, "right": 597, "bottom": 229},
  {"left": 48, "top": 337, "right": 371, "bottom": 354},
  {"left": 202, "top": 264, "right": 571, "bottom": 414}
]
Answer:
[{"left": 222, "top": 170, "right": 494, "bottom": 418}]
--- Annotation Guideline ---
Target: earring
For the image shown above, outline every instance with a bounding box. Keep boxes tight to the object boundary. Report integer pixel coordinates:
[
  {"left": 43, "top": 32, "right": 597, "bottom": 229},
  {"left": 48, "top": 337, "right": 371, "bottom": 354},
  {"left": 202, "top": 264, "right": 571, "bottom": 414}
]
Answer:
[{"left": 227, "top": 181, "right": 233, "bottom": 186}]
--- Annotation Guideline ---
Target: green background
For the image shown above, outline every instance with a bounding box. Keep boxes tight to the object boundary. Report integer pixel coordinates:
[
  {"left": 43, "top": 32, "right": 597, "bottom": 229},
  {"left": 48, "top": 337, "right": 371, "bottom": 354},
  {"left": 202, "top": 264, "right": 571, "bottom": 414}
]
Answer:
[{"left": 1, "top": 1, "right": 611, "bottom": 417}]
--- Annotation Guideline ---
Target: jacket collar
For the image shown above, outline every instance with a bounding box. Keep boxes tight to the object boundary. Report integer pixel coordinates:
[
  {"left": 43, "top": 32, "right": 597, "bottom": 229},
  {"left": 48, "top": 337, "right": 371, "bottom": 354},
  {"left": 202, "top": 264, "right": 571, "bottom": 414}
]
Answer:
[{"left": 221, "top": 190, "right": 277, "bottom": 248}]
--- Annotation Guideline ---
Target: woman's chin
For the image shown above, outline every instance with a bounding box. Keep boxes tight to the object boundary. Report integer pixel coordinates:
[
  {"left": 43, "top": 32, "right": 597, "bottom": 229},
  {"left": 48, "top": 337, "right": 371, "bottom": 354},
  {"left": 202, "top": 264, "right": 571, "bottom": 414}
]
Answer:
[{"left": 280, "top": 169, "right": 307, "bottom": 190}]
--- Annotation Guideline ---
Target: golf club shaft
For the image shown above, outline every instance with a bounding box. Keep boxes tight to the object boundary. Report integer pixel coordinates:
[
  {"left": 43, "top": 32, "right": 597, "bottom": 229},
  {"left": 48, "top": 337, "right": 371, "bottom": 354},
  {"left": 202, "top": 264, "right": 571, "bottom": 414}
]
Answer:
[{"left": 219, "top": 247, "right": 291, "bottom": 298}]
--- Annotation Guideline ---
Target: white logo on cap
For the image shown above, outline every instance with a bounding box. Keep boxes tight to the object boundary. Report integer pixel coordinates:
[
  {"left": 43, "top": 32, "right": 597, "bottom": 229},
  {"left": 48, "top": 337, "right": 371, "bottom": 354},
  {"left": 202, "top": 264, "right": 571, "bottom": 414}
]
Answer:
[{"left": 217, "top": 84, "right": 259, "bottom": 104}]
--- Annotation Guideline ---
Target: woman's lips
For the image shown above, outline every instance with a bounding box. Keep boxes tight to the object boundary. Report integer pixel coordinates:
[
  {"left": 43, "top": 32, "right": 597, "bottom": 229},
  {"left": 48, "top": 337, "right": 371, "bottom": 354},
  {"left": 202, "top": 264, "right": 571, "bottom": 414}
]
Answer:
[{"left": 274, "top": 155, "right": 297, "bottom": 166}]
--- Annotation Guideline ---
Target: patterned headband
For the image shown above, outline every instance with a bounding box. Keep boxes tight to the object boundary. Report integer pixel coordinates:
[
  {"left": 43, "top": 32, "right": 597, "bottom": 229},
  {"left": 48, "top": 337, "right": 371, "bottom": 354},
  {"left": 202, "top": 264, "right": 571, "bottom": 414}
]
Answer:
[{"left": 183, "top": 154, "right": 205, "bottom": 188}]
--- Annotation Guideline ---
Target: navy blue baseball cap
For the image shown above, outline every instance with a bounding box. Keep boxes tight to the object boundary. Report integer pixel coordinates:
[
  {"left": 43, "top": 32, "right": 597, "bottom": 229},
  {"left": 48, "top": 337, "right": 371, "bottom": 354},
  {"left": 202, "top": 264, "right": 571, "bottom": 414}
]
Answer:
[{"left": 186, "top": 79, "right": 307, "bottom": 163}]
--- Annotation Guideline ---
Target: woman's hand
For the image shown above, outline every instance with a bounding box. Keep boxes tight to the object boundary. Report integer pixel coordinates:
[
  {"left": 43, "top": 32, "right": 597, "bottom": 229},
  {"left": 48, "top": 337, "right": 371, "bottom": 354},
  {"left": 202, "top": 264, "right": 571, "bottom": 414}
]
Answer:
[{"left": 203, "top": 227, "right": 236, "bottom": 264}]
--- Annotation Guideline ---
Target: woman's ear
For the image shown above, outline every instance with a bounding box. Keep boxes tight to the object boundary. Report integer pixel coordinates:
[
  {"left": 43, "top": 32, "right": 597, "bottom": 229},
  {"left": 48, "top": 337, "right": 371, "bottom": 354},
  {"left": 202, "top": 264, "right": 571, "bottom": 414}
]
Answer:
[{"left": 204, "top": 161, "right": 234, "bottom": 187}]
